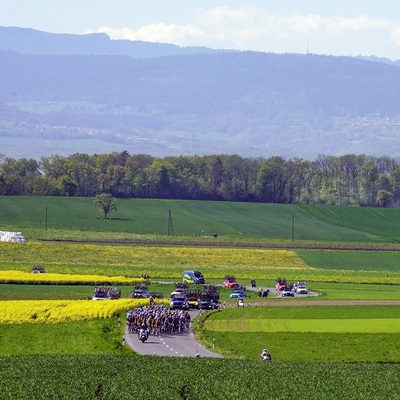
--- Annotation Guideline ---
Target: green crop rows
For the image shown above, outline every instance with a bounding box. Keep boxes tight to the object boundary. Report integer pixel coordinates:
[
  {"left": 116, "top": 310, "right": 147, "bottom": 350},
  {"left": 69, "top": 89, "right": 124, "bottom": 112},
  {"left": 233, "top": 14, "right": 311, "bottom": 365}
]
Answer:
[
  {"left": 1, "top": 355, "right": 399, "bottom": 400},
  {"left": 197, "top": 306, "right": 400, "bottom": 362}
]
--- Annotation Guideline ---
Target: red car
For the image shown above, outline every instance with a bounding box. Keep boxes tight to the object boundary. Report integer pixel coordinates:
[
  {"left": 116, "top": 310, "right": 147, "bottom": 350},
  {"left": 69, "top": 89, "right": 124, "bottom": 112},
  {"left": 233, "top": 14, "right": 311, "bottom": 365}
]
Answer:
[
  {"left": 275, "top": 277, "right": 287, "bottom": 291},
  {"left": 223, "top": 275, "right": 239, "bottom": 288}
]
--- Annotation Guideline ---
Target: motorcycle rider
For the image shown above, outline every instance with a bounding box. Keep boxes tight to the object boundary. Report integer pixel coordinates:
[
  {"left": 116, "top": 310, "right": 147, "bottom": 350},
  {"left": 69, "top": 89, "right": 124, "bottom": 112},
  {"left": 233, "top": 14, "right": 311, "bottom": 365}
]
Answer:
[
  {"left": 139, "top": 323, "right": 148, "bottom": 340},
  {"left": 260, "top": 348, "right": 271, "bottom": 360}
]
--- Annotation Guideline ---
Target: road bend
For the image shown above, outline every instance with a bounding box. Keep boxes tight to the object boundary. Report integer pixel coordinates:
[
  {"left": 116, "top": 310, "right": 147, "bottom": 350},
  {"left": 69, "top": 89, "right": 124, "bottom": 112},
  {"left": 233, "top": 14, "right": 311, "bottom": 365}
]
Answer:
[{"left": 124, "top": 310, "right": 222, "bottom": 358}]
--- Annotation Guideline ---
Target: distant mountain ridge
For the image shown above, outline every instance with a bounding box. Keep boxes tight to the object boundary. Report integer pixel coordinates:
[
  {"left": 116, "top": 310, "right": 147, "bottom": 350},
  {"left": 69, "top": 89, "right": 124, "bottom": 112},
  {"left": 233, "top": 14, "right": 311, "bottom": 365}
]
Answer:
[
  {"left": 0, "top": 26, "right": 400, "bottom": 160},
  {"left": 0, "top": 26, "right": 226, "bottom": 58}
]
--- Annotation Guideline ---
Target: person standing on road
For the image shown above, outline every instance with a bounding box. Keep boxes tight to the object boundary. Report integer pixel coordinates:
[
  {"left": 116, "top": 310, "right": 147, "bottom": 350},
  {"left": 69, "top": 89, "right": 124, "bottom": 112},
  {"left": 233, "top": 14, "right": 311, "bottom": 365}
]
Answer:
[{"left": 258, "top": 286, "right": 263, "bottom": 297}]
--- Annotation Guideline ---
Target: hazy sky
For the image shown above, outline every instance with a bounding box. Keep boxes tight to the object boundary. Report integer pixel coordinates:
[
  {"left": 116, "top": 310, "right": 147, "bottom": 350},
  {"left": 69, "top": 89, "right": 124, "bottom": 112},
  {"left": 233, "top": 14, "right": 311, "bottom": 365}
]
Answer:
[{"left": 1, "top": 0, "right": 400, "bottom": 60}]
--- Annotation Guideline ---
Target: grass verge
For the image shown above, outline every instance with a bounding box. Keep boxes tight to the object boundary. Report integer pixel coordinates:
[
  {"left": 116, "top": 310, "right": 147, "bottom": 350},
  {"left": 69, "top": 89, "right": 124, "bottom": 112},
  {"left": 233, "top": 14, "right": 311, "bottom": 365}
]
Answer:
[
  {"left": 0, "top": 317, "right": 129, "bottom": 356},
  {"left": 195, "top": 305, "right": 400, "bottom": 362}
]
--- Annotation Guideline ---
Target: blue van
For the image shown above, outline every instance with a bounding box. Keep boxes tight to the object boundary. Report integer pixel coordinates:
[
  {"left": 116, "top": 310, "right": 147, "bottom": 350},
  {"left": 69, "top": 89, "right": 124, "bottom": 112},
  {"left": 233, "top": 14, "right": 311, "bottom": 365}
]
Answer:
[{"left": 183, "top": 270, "right": 205, "bottom": 284}]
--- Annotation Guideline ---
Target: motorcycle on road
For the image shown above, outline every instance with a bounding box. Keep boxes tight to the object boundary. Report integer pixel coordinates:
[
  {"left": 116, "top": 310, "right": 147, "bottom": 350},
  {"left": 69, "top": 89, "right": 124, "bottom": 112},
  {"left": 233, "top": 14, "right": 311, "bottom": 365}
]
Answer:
[{"left": 138, "top": 328, "right": 149, "bottom": 343}]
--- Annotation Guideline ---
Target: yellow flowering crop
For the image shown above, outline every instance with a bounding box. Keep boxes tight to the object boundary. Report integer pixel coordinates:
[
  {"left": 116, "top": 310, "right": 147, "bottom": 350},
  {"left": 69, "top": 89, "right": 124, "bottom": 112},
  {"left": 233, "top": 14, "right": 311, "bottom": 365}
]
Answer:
[
  {"left": 0, "top": 242, "right": 311, "bottom": 276},
  {"left": 0, "top": 271, "right": 146, "bottom": 285},
  {"left": 0, "top": 299, "right": 157, "bottom": 325}
]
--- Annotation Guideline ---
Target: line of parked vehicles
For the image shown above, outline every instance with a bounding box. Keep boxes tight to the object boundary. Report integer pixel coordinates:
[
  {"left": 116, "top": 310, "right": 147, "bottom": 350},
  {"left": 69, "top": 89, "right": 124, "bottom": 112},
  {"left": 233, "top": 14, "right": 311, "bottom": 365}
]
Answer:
[
  {"left": 92, "top": 270, "right": 309, "bottom": 306},
  {"left": 275, "top": 277, "right": 308, "bottom": 297},
  {"left": 173, "top": 269, "right": 220, "bottom": 310}
]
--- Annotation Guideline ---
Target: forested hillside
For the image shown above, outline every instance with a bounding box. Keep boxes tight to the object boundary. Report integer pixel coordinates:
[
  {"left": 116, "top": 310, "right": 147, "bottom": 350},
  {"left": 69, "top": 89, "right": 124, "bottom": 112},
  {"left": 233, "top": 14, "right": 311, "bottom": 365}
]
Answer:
[
  {"left": 1, "top": 47, "right": 400, "bottom": 159},
  {"left": 1, "top": 152, "right": 399, "bottom": 207}
]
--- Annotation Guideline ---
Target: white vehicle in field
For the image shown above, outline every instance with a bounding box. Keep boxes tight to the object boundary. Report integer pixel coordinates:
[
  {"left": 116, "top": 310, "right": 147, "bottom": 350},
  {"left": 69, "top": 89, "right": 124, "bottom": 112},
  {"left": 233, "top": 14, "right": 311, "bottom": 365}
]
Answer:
[{"left": 294, "top": 281, "right": 308, "bottom": 294}]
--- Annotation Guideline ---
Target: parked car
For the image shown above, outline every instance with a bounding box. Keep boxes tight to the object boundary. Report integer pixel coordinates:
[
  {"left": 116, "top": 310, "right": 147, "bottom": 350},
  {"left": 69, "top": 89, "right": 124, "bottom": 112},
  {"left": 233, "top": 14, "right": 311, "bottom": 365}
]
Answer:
[
  {"left": 281, "top": 289, "right": 295, "bottom": 298},
  {"left": 275, "top": 277, "right": 287, "bottom": 291},
  {"left": 130, "top": 288, "right": 149, "bottom": 298},
  {"left": 230, "top": 287, "right": 247, "bottom": 298},
  {"left": 223, "top": 275, "right": 239, "bottom": 288},
  {"left": 293, "top": 281, "right": 308, "bottom": 294},
  {"left": 170, "top": 295, "right": 189, "bottom": 310},
  {"left": 296, "top": 285, "right": 308, "bottom": 294},
  {"left": 130, "top": 283, "right": 149, "bottom": 299}
]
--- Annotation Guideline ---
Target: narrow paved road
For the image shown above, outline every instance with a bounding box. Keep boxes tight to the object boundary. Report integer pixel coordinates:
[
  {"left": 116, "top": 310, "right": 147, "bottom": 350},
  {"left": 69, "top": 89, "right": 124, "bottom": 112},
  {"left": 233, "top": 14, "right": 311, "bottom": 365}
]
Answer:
[
  {"left": 124, "top": 310, "right": 222, "bottom": 358},
  {"left": 124, "top": 285, "right": 318, "bottom": 356}
]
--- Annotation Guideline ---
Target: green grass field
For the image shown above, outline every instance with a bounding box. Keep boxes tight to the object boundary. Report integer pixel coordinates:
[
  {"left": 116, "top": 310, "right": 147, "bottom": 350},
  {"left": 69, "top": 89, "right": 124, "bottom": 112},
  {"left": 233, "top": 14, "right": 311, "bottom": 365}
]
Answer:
[
  {"left": 0, "top": 318, "right": 127, "bottom": 356},
  {"left": 197, "top": 306, "right": 400, "bottom": 362},
  {"left": 1, "top": 196, "right": 399, "bottom": 243},
  {"left": 296, "top": 249, "right": 400, "bottom": 271},
  {"left": 1, "top": 197, "right": 400, "bottom": 398}
]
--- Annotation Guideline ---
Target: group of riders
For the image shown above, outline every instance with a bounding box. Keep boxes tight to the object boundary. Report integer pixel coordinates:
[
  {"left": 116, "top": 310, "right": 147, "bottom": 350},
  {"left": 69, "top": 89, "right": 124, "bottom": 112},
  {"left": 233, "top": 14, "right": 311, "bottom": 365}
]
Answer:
[
  {"left": 126, "top": 294, "right": 272, "bottom": 361},
  {"left": 126, "top": 304, "right": 191, "bottom": 336}
]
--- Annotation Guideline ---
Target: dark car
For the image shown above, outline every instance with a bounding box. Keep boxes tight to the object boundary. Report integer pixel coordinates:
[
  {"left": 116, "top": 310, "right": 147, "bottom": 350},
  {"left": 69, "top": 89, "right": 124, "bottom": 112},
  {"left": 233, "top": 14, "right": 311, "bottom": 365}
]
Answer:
[
  {"left": 170, "top": 295, "right": 189, "bottom": 310},
  {"left": 199, "top": 298, "right": 215, "bottom": 310},
  {"left": 281, "top": 289, "right": 295, "bottom": 298},
  {"left": 130, "top": 289, "right": 149, "bottom": 299}
]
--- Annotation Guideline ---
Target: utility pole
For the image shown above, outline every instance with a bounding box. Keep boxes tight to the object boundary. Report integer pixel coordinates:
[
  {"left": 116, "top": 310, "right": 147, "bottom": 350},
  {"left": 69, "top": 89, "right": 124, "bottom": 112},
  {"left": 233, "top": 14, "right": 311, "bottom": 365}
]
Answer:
[
  {"left": 291, "top": 212, "right": 294, "bottom": 242},
  {"left": 168, "top": 209, "right": 173, "bottom": 236}
]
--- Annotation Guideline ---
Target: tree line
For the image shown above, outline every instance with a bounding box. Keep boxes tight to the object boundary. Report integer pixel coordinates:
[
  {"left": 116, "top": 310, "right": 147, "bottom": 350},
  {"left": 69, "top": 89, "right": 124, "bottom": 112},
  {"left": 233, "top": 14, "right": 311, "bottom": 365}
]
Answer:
[{"left": 0, "top": 151, "right": 399, "bottom": 207}]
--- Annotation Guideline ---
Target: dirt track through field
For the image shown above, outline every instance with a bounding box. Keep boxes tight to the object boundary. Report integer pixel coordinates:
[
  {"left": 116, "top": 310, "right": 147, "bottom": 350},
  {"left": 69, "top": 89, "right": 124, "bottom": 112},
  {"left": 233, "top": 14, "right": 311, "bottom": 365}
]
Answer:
[{"left": 43, "top": 238, "right": 400, "bottom": 251}]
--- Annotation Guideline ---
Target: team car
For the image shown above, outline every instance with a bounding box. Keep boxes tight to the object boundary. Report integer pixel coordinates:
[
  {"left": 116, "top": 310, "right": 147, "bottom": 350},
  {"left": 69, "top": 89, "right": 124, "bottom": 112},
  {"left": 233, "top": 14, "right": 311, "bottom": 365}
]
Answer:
[
  {"left": 296, "top": 285, "right": 308, "bottom": 294},
  {"left": 229, "top": 286, "right": 247, "bottom": 298},
  {"left": 170, "top": 295, "right": 189, "bottom": 310},
  {"left": 293, "top": 281, "right": 308, "bottom": 294},
  {"left": 199, "top": 297, "right": 216, "bottom": 310},
  {"left": 281, "top": 289, "right": 295, "bottom": 298},
  {"left": 223, "top": 275, "right": 239, "bottom": 288},
  {"left": 275, "top": 277, "right": 287, "bottom": 291}
]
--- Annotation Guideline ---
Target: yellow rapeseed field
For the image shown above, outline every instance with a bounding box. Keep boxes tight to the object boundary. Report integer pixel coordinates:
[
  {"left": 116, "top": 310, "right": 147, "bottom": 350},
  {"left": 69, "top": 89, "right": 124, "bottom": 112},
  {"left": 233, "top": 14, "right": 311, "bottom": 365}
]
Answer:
[
  {"left": 0, "top": 299, "right": 154, "bottom": 324},
  {"left": 0, "top": 270, "right": 146, "bottom": 285},
  {"left": 0, "top": 243, "right": 397, "bottom": 283},
  {"left": 0, "top": 242, "right": 311, "bottom": 274}
]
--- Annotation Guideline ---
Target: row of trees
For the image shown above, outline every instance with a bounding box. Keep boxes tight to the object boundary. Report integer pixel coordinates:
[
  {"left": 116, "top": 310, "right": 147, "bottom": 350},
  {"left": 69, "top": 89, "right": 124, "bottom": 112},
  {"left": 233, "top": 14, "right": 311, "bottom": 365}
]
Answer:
[{"left": 0, "top": 151, "right": 399, "bottom": 207}]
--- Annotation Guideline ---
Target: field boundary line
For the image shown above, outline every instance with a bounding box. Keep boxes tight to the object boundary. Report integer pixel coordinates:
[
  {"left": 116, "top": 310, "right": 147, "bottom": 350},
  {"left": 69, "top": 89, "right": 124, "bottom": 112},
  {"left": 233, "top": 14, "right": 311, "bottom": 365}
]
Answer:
[{"left": 39, "top": 238, "right": 400, "bottom": 251}]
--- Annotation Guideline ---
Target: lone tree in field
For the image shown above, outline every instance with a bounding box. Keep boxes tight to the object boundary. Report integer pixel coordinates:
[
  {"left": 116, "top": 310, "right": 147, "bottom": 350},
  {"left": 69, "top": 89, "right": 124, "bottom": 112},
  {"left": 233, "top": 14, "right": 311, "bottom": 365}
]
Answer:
[
  {"left": 95, "top": 193, "right": 117, "bottom": 219},
  {"left": 376, "top": 190, "right": 393, "bottom": 208}
]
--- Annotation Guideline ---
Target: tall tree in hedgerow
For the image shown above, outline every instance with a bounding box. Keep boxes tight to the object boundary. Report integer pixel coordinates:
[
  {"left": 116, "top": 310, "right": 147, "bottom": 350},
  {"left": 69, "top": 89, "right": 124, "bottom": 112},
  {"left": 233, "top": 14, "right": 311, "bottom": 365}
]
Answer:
[{"left": 95, "top": 193, "right": 117, "bottom": 219}]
